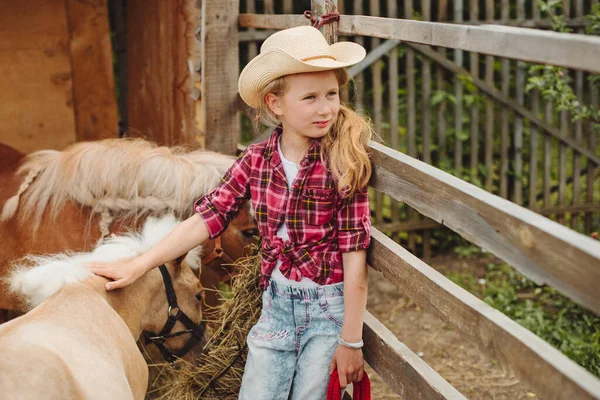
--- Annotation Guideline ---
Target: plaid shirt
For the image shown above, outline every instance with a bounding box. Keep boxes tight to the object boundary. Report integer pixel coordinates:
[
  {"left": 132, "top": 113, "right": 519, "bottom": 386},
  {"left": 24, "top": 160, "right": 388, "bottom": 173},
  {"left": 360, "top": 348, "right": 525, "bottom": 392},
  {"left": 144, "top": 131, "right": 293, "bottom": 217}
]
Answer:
[{"left": 194, "top": 128, "right": 371, "bottom": 287}]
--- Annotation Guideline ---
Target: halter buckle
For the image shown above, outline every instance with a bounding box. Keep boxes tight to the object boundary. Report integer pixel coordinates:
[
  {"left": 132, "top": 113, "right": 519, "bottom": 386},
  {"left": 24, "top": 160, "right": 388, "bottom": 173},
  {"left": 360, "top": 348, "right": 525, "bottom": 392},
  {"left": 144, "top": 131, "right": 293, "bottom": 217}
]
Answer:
[{"left": 168, "top": 305, "right": 180, "bottom": 317}]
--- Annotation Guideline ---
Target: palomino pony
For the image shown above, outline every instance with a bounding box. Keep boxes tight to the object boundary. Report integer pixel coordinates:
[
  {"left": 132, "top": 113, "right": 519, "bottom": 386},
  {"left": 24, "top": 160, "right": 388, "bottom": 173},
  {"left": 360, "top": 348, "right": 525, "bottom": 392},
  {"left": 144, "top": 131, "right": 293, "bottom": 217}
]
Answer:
[
  {"left": 0, "top": 140, "right": 257, "bottom": 316},
  {"left": 0, "top": 215, "right": 205, "bottom": 400}
]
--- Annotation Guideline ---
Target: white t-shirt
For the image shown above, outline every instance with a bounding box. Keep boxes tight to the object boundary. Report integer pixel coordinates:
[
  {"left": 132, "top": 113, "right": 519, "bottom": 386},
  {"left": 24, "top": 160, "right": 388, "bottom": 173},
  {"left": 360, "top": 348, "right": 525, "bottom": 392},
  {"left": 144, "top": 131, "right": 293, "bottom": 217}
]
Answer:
[{"left": 271, "top": 139, "right": 318, "bottom": 288}]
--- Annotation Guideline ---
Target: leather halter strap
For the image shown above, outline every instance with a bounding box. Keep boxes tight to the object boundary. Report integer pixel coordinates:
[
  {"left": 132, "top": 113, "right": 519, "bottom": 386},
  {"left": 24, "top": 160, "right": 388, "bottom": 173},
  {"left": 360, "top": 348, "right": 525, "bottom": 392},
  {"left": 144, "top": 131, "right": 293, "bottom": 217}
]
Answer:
[
  {"left": 201, "top": 236, "right": 235, "bottom": 266},
  {"left": 142, "top": 265, "right": 206, "bottom": 365}
]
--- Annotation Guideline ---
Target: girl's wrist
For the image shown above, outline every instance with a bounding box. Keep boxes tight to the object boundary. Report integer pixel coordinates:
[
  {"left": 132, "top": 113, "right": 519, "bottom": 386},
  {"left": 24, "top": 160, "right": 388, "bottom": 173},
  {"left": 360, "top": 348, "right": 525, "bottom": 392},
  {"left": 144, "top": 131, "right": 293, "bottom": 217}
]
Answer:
[{"left": 338, "top": 337, "right": 364, "bottom": 349}]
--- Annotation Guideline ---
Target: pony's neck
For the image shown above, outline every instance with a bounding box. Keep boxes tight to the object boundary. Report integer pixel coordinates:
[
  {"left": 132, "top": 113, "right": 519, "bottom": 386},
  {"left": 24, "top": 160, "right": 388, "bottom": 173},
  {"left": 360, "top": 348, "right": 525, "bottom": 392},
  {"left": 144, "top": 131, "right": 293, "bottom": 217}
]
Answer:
[{"left": 83, "top": 275, "right": 156, "bottom": 339}]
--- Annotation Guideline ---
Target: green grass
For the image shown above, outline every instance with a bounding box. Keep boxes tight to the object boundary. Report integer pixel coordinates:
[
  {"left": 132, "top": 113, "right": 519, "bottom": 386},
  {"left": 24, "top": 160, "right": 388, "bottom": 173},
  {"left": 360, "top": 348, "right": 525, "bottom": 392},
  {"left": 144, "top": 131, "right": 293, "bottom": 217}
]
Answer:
[{"left": 444, "top": 250, "right": 600, "bottom": 378}]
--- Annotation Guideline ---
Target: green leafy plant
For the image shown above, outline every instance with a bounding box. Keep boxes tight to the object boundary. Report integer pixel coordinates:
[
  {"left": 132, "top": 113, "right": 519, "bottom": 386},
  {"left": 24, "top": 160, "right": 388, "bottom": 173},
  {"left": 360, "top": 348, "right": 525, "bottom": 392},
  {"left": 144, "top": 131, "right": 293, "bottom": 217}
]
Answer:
[{"left": 526, "top": 0, "right": 600, "bottom": 131}]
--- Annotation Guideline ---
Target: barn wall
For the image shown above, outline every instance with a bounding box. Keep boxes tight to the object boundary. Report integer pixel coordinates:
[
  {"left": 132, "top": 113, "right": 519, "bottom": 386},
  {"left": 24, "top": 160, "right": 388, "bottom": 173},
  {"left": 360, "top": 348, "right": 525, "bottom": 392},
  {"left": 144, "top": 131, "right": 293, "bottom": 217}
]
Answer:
[{"left": 0, "top": 0, "right": 118, "bottom": 154}]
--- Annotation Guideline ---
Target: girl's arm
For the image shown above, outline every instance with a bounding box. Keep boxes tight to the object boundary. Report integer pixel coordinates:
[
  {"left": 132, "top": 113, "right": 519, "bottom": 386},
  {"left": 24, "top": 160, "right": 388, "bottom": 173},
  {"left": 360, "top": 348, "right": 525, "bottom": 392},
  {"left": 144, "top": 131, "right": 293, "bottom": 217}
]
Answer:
[
  {"left": 329, "top": 250, "right": 368, "bottom": 388},
  {"left": 89, "top": 213, "right": 210, "bottom": 291},
  {"left": 90, "top": 147, "right": 255, "bottom": 291}
]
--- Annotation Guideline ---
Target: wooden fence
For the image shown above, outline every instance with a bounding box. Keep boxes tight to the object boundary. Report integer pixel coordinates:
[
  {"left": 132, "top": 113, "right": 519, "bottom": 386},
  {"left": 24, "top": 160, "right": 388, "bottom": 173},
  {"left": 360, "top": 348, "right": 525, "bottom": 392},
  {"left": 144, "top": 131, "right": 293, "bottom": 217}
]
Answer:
[
  {"left": 201, "top": 1, "right": 600, "bottom": 398},
  {"left": 237, "top": 0, "right": 600, "bottom": 259}
]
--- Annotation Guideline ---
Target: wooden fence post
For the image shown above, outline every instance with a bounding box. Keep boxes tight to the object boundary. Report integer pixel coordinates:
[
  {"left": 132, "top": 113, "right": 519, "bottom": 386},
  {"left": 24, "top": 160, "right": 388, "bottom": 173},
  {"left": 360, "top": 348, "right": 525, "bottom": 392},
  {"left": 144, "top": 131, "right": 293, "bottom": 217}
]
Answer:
[
  {"left": 310, "top": 0, "right": 338, "bottom": 44},
  {"left": 201, "top": 0, "right": 239, "bottom": 155}
]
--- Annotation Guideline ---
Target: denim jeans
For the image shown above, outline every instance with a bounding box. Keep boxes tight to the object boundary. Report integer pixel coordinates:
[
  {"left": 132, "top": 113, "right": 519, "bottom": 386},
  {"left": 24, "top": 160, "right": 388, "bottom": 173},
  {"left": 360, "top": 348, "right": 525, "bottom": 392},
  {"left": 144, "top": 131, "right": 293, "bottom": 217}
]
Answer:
[{"left": 239, "top": 279, "right": 345, "bottom": 400}]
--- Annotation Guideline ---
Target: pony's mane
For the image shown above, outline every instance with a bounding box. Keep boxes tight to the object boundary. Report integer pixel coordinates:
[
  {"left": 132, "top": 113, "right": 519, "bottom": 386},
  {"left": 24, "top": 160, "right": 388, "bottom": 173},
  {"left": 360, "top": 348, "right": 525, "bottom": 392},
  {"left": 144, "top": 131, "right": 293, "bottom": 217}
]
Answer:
[
  {"left": 1, "top": 138, "right": 235, "bottom": 230},
  {"left": 8, "top": 215, "right": 201, "bottom": 309}
]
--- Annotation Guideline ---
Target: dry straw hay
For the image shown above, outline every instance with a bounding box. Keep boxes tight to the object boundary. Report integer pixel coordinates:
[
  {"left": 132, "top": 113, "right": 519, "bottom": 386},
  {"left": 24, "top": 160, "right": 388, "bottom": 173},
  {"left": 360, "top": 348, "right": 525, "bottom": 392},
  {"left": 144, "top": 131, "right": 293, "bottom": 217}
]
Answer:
[{"left": 149, "top": 250, "right": 263, "bottom": 400}]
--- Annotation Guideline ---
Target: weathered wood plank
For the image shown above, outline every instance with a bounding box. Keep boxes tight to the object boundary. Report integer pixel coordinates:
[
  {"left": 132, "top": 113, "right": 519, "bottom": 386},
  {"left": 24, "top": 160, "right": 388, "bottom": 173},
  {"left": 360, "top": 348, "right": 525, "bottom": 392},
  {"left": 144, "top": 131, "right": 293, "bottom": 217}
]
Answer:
[
  {"left": 529, "top": 86, "right": 539, "bottom": 210},
  {"left": 544, "top": 104, "right": 553, "bottom": 208},
  {"left": 202, "top": 0, "right": 239, "bottom": 154},
  {"left": 311, "top": 0, "right": 338, "bottom": 45},
  {"left": 538, "top": 203, "right": 600, "bottom": 216},
  {"left": 484, "top": 0, "right": 494, "bottom": 191},
  {"left": 469, "top": 0, "right": 479, "bottom": 180},
  {"left": 514, "top": 61, "right": 525, "bottom": 205},
  {"left": 453, "top": 0, "right": 464, "bottom": 174},
  {"left": 66, "top": 0, "right": 118, "bottom": 142},
  {"left": 0, "top": 0, "right": 77, "bottom": 153},
  {"left": 363, "top": 311, "right": 466, "bottom": 399},
  {"left": 407, "top": 43, "right": 600, "bottom": 165},
  {"left": 127, "top": 0, "right": 201, "bottom": 146},
  {"left": 367, "top": 228, "right": 600, "bottom": 400},
  {"left": 585, "top": 82, "right": 598, "bottom": 232},
  {"left": 347, "top": 40, "right": 400, "bottom": 79},
  {"left": 559, "top": 110, "right": 568, "bottom": 224},
  {"left": 405, "top": 0, "right": 417, "bottom": 253},
  {"left": 500, "top": 59, "right": 510, "bottom": 198},
  {"left": 239, "top": 14, "right": 600, "bottom": 73},
  {"left": 352, "top": 0, "right": 364, "bottom": 110},
  {"left": 369, "top": 141, "right": 600, "bottom": 314}
]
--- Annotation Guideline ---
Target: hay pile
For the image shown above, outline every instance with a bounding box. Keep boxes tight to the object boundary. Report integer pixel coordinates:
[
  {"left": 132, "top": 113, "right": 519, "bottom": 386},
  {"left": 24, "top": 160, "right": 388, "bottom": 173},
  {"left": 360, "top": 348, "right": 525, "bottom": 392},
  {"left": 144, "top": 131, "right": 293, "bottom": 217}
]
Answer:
[{"left": 151, "top": 251, "right": 263, "bottom": 400}]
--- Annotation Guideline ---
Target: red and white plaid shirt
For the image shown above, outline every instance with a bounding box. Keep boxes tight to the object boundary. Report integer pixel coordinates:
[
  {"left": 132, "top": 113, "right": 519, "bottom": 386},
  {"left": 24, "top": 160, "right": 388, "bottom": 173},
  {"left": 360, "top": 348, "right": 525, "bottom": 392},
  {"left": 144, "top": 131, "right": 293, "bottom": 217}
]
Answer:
[{"left": 194, "top": 128, "right": 371, "bottom": 288}]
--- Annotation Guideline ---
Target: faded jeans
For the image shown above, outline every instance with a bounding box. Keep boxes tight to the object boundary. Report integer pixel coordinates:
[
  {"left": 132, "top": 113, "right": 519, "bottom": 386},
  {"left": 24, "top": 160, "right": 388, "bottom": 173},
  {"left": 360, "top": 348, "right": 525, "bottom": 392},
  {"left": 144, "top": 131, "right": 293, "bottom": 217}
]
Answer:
[{"left": 239, "top": 279, "right": 345, "bottom": 400}]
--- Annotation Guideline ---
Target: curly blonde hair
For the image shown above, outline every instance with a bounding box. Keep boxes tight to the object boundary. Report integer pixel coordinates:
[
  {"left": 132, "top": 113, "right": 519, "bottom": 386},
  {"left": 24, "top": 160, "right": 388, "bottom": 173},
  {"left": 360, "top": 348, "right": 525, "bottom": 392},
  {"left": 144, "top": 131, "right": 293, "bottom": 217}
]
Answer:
[{"left": 255, "top": 69, "right": 373, "bottom": 197}]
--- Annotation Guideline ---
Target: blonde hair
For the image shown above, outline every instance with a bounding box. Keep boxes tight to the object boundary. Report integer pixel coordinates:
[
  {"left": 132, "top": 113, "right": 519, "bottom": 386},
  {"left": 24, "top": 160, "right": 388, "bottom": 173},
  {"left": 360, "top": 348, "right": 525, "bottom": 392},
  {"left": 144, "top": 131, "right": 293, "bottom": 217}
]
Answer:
[{"left": 255, "top": 69, "right": 373, "bottom": 197}]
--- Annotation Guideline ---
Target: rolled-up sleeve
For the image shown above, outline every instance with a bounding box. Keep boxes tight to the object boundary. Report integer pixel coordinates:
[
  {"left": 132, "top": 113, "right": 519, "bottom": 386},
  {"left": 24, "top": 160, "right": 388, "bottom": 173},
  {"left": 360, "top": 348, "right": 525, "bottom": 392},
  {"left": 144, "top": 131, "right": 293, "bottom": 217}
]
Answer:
[
  {"left": 193, "top": 148, "right": 252, "bottom": 239},
  {"left": 337, "top": 186, "right": 372, "bottom": 252}
]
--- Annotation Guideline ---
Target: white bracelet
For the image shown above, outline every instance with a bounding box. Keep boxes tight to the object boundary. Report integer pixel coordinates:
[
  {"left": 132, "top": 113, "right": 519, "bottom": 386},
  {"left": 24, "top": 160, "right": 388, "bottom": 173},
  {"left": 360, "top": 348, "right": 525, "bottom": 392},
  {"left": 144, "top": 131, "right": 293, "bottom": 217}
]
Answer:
[{"left": 338, "top": 337, "right": 364, "bottom": 349}]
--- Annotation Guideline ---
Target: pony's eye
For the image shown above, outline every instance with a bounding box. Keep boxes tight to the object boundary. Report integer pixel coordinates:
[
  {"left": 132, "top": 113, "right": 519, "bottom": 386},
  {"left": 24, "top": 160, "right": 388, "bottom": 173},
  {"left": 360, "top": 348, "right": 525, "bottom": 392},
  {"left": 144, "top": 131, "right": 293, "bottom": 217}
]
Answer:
[{"left": 242, "top": 228, "right": 259, "bottom": 238}]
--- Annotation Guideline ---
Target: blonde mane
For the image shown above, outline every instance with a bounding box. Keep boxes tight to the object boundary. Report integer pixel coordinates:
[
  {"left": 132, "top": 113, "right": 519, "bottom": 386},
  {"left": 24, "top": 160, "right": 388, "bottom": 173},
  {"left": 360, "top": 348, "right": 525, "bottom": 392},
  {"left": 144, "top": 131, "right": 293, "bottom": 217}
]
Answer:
[
  {"left": 8, "top": 215, "right": 201, "bottom": 309},
  {"left": 1, "top": 139, "right": 235, "bottom": 231}
]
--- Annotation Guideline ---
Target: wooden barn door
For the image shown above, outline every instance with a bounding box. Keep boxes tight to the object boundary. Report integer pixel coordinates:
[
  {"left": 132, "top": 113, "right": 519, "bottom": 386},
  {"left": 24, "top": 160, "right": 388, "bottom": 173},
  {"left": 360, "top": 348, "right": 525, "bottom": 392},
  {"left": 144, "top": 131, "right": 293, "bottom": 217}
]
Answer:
[{"left": 0, "top": 0, "right": 118, "bottom": 154}]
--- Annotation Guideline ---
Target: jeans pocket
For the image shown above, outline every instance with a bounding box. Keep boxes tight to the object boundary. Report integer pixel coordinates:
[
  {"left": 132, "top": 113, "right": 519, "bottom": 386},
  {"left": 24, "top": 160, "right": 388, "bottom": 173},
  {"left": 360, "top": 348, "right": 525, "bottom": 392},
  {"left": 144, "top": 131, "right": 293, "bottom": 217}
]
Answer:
[{"left": 320, "top": 295, "right": 344, "bottom": 327}]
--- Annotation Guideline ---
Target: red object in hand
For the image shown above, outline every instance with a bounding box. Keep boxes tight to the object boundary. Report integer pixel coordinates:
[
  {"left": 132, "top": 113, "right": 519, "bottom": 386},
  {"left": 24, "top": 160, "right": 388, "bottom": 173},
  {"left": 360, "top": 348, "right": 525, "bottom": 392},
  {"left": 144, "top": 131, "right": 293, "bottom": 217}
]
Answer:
[{"left": 326, "top": 369, "right": 371, "bottom": 400}]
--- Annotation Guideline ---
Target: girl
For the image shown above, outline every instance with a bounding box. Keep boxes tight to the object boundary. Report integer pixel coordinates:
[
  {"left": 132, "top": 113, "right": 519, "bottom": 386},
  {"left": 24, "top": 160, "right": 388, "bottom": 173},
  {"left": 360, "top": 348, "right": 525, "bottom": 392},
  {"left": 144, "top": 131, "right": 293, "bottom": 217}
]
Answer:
[{"left": 89, "top": 26, "right": 373, "bottom": 399}]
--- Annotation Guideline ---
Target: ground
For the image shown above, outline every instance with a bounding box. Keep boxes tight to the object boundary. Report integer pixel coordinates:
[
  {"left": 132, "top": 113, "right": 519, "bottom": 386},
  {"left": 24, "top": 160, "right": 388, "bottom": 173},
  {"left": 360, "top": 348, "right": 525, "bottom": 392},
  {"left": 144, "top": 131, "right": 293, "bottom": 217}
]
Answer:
[{"left": 365, "top": 253, "right": 541, "bottom": 400}]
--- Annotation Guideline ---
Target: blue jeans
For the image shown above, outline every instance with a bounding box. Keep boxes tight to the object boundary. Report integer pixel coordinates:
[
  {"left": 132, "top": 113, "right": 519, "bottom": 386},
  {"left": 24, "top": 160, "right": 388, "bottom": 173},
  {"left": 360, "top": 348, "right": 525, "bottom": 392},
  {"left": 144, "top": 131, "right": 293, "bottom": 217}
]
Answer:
[{"left": 239, "top": 279, "right": 345, "bottom": 400}]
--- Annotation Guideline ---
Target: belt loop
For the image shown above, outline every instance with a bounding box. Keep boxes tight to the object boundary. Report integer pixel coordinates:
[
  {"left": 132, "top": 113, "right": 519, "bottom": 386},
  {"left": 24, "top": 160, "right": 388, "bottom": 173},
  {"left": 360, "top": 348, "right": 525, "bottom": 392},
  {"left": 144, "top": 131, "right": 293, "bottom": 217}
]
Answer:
[
  {"left": 316, "top": 286, "right": 327, "bottom": 307},
  {"left": 268, "top": 279, "right": 276, "bottom": 298}
]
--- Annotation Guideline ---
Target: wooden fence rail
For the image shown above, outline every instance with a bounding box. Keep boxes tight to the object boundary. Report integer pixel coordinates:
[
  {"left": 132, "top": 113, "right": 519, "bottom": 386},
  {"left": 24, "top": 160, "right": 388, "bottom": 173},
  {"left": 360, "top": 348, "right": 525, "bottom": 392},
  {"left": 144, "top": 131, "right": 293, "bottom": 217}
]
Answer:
[{"left": 239, "top": 14, "right": 600, "bottom": 73}]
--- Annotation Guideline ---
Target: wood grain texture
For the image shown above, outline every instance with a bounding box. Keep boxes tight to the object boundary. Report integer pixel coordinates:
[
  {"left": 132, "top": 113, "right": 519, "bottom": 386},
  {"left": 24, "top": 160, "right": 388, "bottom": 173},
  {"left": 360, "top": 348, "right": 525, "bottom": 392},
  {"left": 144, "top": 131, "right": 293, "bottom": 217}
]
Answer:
[
  {"left": 240, "top": 14, "right": 600, "bottom": 73},
  {"left": 202, "top": 0, "right": 239, "bottom": 154},
  {"left": 127, "top": 0, "right": 201, "bottom": 147},
  {"left": 66, "top": 0, "right": 118, "bottom": 142},
  {"left": 0, "top": 0, "right": 76, "bottom": 153},
  {"left": 369, "top": 141, "right": 600, "bottom": 315},
  {"left": 368, "top": 228, "right": 600, "bottom": 400},
  {"left": 363, "top": 311, "right": 466, "bottom": 399}
]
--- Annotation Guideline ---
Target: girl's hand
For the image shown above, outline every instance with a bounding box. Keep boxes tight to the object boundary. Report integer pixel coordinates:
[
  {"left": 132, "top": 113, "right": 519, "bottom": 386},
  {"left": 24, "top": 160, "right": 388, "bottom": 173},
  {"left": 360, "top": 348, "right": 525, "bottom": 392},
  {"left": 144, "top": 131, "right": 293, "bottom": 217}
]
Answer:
[
  {"left": 87, "top": 258, "right": 147, "bottom": 291},
  {"left": 329, "top": 345, "right": 364, "bottom": 388}
]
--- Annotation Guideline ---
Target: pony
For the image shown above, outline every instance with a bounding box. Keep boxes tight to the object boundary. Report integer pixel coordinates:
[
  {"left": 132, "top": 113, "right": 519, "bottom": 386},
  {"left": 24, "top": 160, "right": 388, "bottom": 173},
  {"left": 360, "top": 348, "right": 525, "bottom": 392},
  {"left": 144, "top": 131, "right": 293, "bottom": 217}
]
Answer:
[
  {"left": 0, "top": 140, "right": 257, "bottom": 317},
  {"left": 0, "top": 215, "right": 206, "bottom": 400}
]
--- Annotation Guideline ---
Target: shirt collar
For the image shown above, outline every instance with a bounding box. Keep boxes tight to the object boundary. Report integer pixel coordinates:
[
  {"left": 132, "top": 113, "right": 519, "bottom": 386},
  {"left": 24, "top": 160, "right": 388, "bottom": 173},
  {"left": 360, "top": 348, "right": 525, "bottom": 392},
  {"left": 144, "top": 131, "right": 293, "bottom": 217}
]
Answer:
[{"left": 264, "top": 127, "right": 322, "bottom": 167}]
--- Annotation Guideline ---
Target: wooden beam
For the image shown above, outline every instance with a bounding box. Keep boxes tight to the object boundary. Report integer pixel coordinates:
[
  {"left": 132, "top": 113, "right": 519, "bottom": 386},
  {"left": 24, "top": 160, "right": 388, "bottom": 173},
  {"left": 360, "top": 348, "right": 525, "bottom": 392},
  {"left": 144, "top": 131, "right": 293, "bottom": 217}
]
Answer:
[
  {"left": 363, "top": 311, "right": 467, "bottom": 399},
  {"left": 0, "top": 1, "right": 77, "bottom": 153},
  {"left": 311, "top": 0, "right": 338, "bottom": 44},
  {"left": 369, "top": 141, "right": 600, "bottom": 315},
  {"left": 202, "top": 0, "right": 240, "bottom": 155},
  {"left": 538, "top": 203, "right": 600, "bottom": 216},
  {"left": 239, "top": 14, "right": 600, "bottom": 73},
  {"left": 347, "top": 40, "right": 400, "bottom": 79},
  {"left": 66, "top": 0, "right": 118, "bottom": 142},
  {"left": 368, "top": 228, "right": 600, "bottom": 400},
  {"left": 408, "top": 43, "right": 600, "bottom": 165},
  {"left": 127, "top": 0, "right": 201, "bottom": 146}
]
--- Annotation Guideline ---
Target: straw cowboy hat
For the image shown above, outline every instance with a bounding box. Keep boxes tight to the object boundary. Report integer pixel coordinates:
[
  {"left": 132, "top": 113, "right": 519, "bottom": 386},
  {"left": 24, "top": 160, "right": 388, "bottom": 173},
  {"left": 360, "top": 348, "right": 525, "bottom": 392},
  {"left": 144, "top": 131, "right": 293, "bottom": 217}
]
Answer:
[{"left": 238, "top": 26, "right": 366, "bottom": 108}]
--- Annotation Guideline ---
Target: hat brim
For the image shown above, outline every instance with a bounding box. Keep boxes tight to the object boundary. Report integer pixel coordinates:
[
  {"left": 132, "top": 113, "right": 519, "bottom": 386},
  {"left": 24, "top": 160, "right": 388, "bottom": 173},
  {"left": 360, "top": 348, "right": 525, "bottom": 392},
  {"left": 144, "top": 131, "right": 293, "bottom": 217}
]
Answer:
[{"left": 238, "top": 41, "right": 366, "bottom": 108}]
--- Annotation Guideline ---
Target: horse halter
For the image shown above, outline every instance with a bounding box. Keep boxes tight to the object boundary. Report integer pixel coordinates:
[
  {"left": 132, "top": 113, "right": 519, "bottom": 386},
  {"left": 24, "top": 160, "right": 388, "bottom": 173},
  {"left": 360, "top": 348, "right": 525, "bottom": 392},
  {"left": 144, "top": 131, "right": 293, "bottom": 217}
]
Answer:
[
  {"left": 142, "top": 265, "right": 206, "bottom": 365},
  {"left": 201, "top": 236, "right": 235, "bottom": 266}
]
